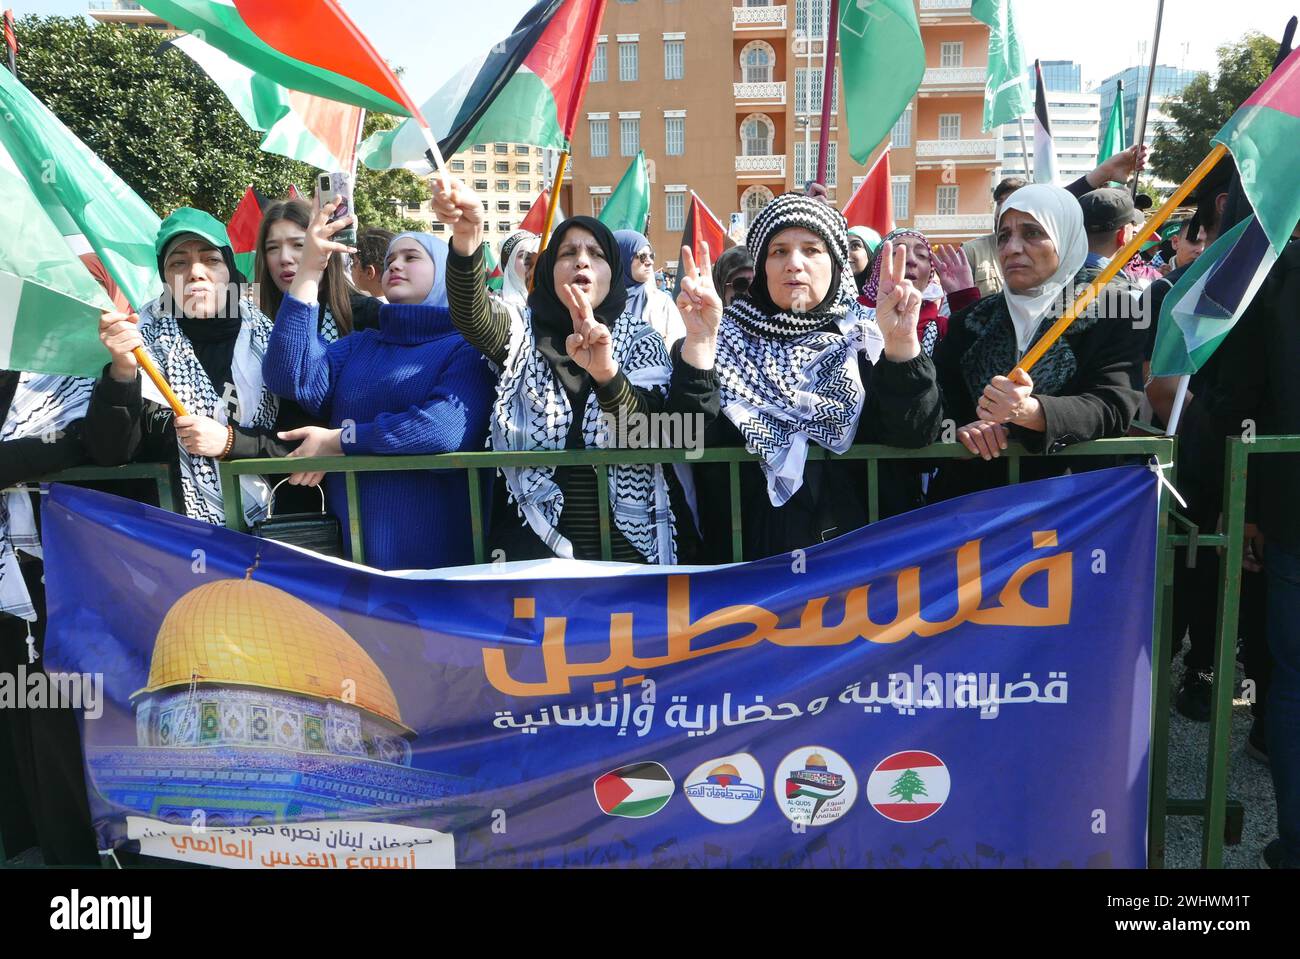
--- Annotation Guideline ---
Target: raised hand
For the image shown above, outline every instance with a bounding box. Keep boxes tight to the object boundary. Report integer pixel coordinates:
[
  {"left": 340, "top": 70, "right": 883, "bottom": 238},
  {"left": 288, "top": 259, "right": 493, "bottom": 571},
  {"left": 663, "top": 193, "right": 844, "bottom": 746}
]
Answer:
[
  {"left": 290, "top": 194, "right": 357, "bottom": 305},
  {"left": 933, "top": 244, "right": 974, "bottom": 295},
  {"left": 430, "top": 176, "right": 485, "bottom": 256},
  {"left": 561, "top": 282, "right": 617, "bottom": 385},
  {"left": 874, "top": 240, "right": 923, "bottom": 363},
  {"left": 100, "top": 311, "right": 143, "bottom": 382},
  {"left": 676, "top": 243, "right": 721, "bottom": 370}
]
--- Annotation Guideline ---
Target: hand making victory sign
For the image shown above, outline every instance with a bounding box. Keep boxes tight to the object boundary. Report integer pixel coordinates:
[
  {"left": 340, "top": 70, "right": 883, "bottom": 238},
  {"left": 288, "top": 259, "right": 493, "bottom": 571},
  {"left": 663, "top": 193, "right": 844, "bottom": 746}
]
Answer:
[
  {"left": 874, "top": 240, "right": 923, "bottom": 362},
  {"left": 675, "top": 242, "right": 721, "bottom": 371},
  {"left": 561, "top": 281, "right": 617, "bottom": 385}
]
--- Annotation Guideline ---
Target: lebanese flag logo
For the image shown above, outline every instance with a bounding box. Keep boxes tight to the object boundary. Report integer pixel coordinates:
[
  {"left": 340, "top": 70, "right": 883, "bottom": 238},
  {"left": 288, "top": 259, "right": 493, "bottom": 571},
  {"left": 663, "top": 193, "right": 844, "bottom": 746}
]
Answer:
[{"left": 866, "top": 751, "right": 950, "bottom": 823}]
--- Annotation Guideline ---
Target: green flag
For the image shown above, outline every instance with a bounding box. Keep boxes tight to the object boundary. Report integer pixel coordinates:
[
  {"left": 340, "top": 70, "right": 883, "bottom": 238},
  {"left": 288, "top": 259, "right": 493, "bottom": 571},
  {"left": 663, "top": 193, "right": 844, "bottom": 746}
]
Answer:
[
  {"left": 1098, "top": 80, "right": 1126, "bottom": 166},
  {"left": 597, "top": 152, "right": 650, "bottom": 234},
  {"left": 0, "top": 67, "right": 162, "bottom": 311},
  {"left": 0, "top": 141, "right": 114, "bottom": 378},
  {"left": 972, "top": 0, "right": 1032, "bottom": 132},
  {"left": 838, "top": 0, "right": 924, "bottom": 164}
]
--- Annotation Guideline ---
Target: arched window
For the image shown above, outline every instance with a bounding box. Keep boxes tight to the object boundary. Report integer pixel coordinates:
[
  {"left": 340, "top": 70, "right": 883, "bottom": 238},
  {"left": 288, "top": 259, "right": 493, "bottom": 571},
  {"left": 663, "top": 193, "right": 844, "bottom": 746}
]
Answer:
[
  {"left": 742, "top": 185, "right": 775, "bottom": 227},
  {"left": 741, "top": 41, "right": 775, "bottom": 84},
  {"left": 740, "top": 113, "right": 775, "bottom": 156}
]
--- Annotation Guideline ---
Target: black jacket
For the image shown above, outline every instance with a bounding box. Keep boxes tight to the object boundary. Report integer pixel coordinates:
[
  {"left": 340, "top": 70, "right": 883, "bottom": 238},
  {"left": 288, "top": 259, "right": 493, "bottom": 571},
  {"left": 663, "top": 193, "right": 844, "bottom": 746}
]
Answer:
[{"left": 875, "top": 271, "right": 1146, "bottom": 500}]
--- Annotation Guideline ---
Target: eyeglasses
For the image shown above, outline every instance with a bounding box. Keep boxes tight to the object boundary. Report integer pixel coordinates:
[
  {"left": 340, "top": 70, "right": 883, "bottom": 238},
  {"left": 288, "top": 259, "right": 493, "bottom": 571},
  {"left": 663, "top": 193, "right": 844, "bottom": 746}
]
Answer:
[
  {"left": 728, "top": 275, "right": 751, "bottom": 295},
  {"left": 634, "top": 251, "right": 655, "bottom": 265}
]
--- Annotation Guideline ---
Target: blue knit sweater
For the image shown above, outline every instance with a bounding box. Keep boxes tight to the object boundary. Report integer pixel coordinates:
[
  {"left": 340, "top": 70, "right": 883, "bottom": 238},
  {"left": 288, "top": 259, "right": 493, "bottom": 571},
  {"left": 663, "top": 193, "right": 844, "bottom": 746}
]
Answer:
[{"left": 263, "top": 293, "right": 496, "bottom": 570}]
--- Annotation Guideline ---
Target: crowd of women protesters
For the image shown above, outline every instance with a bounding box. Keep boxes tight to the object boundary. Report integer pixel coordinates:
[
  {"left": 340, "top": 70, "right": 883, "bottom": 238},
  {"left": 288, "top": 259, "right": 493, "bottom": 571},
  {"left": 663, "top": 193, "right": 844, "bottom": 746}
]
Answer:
[{"left": 0, "top": 146, "right": 1165, "bottom": 863}]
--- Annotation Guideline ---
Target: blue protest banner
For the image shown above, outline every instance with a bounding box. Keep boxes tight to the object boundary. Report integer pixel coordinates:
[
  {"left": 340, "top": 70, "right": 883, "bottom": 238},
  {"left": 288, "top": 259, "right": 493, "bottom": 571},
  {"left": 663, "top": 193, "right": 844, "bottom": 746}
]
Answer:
[{"left": 42, "top": 465, "right": 1156, "bottom": 868}]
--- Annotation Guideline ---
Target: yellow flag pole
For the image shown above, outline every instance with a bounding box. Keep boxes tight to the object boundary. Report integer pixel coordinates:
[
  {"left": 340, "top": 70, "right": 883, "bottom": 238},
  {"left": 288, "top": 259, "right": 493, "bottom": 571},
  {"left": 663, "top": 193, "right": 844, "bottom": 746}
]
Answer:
[
  {"left": 1015, "top": 141, "right": 1228, "bottom": 377},
  {"left": 529, "top": 150, "right": 569, "bottom": 293},
  {"left": 132, "top": 344, "right": 188, "bottom": 417}
]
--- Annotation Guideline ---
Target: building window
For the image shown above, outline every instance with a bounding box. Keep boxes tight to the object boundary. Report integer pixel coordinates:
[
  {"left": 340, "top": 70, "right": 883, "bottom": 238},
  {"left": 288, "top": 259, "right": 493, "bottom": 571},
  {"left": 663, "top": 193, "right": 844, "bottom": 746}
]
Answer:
[
  {"left": 451, "top": 159, "right": 466, "bottom": 172},
  {"left": 740, "top": 113, "right": 774, "bottom": 156},
  {"left": 472, "top": 159, "right": 487, "bottom": 173},
  {"left": 496, "top": 180, "right": 510, "bottom": 192},
  {"left": 795, "top": 68, "right": 839, "bottom": 114},
  {"left": 938, "top": 113, "right": 961, "bottom": 141},
  {"left": 515, "top": 145, "right": 530, "bottom": 155},
  {"left": 891, "top": 106, "right": 912, "bottom": 148},
  {"left": 937, "top": 184, "right": 959, "bottom": 216},
  {"left": 741, "top": 41, "right": 774, "bottom": 84},
  {"left": 430, "top": 223, "right": 446, "bottom": 232},
  {"left": 494, "top": 161, "right": 509, "bottom": 173},
  {"left": 940, "top": 42, "right": 964, "bottom": 68},
  {"left": 592, "top": 194, "right": 609, "bottom": 218},
  {"left": 473, "top": 144, "right": 487, "bottom": 153},
  {"left": 474, "top": 179, "right": 489, "bottom": 191},
  {"left": 590, "top": 119, "right": 609, "bottom": 157},
  {"left": 892, "top": 179, "right": 910, "bottom": 220},
  {"left": 665, "top": 116, "right": 685, "bottom": 156},
  {"left": 619, "top": 41, "right": 638, "bottom": 81},
  {"left": 620, "top": 116, "right": 640, "bottom": 156},
  {"left": 665, "top": 192, "right": 686, "bottom": 232},
  {"left": 664, "top": 39, "right": 684, "bottom": 80},
  {"left": 406, "top": 200, "right": 422, "bottom": 211},
  {"left": 497, "top": 200, "right": 511, "bottom": 212},
  {"left": 794, "top": 141, "right": 836, "bottom": 187},
  {"left": 497, "top": 221, "right": 512, "bottom": 233},
  {"left": 515, "top": 162, "right": 529, "bottom": 174},
  {"left": 494, "top": 143, "right": 508, "bottom": 154},
  {"left": 518, "top": 201, "right": 532, "bottom": 212},
  {"left": 591, "top": 42, "right": 607, "bottom": 82},
  {"left": 741, "top": 185, "right": 774, "bottom": 227},
  {"left": 518, "top": 180, "right": 531, "bottom": 192},
  {"left": 795, "top": 0, "right": 829, "bottom": 37}
]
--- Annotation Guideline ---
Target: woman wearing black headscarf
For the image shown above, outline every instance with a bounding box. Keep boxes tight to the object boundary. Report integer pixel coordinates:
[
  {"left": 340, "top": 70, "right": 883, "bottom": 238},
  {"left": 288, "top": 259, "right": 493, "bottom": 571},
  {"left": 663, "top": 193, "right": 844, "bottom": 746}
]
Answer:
[
  {"left": 695, "top": 193, "right": 934, "bottom": 563},
  {"left": 434, "top": 178, "right": 720, "bottom": 564}
]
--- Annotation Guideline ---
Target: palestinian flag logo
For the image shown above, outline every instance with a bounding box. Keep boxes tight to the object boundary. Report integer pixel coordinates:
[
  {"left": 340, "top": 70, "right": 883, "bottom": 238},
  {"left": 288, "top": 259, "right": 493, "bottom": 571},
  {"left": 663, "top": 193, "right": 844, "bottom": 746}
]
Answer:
[
  {"left": 866, "top": 750, "right": 950, "bottom": 823},
  {"left": 594, "top": 762, "right": 675, "bottom": 819},
  {"left": 776, "top": 746, "right": 858, "bottom": 827}
]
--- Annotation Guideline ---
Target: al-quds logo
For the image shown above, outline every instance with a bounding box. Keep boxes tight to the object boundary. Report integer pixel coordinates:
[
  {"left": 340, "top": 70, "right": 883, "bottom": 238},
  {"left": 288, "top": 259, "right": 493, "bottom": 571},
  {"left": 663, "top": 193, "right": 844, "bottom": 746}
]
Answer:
[
  {"left": 683, "top": 753, "right": 765, "bottom": 824},
  {"left": 776, "top": 746, "right": 858, "bottom": 827}
]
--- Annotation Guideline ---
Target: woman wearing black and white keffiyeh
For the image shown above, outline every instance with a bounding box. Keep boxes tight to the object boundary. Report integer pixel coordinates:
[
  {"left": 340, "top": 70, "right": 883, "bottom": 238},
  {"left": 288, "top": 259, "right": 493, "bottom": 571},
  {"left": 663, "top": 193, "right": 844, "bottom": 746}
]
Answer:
[
  {"left": 433, "top": 177, "right": 721, "bottom": 565},
  {"left": 694, "top": 192, "right": 937, "bottom": 563},
  {"left": 83, "top": 208, "right": 304, "bottom": 527}
]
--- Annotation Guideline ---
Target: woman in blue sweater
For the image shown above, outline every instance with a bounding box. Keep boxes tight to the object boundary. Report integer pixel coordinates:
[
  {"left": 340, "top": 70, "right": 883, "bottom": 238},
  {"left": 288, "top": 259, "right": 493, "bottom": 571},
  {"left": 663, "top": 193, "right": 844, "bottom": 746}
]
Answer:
[{"left": 262, "top": 200, "right": 495, "bottom": 570}]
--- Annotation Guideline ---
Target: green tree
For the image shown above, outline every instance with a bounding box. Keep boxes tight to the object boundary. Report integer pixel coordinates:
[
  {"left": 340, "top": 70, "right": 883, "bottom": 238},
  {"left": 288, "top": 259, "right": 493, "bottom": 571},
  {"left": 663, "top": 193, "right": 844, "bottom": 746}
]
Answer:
[
  {"left": 15, "top": 15, "right": 428, "bottom": 233},
  {"left": 889, "top": 769, "right": 928, "bottom": 803},
  {"left": 1152, "top": 32, "right": 1279, "bottom": 184}
]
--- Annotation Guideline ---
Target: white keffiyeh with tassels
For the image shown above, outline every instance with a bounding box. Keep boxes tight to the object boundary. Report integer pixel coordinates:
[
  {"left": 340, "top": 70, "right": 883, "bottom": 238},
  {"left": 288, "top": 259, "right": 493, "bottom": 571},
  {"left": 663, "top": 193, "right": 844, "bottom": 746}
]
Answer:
[{"left": 489, "top": 307, "right": 677, "bottom": 563}]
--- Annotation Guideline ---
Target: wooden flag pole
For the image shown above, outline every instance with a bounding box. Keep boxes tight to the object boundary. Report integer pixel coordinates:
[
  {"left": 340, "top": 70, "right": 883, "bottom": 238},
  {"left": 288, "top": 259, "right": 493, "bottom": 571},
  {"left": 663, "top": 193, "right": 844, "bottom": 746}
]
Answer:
[
  {"left": 1130, "top": 0, "right": 1166, "bottom": 198},
  {"left": 539, "top": 150, "right": 569, "bottom": 253},
  {"left": 1013, "top": 141, "right": 1228, "bottom": 377},
  {"left": 815, "top": 0, "right": 840, "bottom": 186}
]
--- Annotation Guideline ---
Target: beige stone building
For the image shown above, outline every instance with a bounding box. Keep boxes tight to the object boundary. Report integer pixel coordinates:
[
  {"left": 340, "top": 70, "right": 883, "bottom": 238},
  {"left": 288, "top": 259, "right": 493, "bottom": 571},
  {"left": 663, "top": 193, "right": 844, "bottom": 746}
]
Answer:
[
  {"left": 565, "top": 0, "right": 999, "bottom": 270},
  {"left": 88, "top": 0, "right": 178, "bottom": 34}
]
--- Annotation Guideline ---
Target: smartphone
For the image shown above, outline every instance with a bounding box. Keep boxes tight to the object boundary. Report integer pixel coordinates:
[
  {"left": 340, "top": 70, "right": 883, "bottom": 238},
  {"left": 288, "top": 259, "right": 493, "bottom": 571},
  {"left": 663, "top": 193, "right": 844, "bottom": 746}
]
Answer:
[{"left": 317, "top": 171, "right": 356, "bottom": 246}]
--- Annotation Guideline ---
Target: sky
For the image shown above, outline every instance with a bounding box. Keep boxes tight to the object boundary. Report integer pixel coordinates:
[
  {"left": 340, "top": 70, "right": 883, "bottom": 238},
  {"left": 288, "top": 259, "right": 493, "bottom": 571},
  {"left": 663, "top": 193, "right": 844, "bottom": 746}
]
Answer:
[{"left": 13, "top": 0, "right": 1299, "bottom": 98}]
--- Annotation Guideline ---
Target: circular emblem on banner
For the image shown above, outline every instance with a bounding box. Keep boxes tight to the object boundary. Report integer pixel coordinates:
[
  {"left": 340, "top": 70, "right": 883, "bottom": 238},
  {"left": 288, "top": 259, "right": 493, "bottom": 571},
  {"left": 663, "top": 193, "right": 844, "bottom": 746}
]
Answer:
[
  {"left": 775, "top": 746, "right": 858, "bottom": 827},
  {"left": 866, "top": 750, "right": 950, "bottom": 823},
  {"left": 683, "top": 753, "right": 766, "bottom": 825}
]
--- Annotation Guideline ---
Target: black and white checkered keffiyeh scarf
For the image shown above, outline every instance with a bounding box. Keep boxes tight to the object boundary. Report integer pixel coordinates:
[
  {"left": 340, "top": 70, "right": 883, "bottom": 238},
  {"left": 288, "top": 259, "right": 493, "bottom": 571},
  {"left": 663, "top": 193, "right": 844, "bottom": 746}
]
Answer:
[
  {"left": 138, "top": 297, "right": 279, "bottom": 526},
  {"left": 0, "top": 374, "right": 92, "bottom": 625},
  {"left": 489, "top": 307, "right": 676, "bottom": 563},
  {"left": 319, "top": 305, "right": 341, "bottom": 343},
  {"left": 715, "top": 193, "right": 882, "bottom": 506}
]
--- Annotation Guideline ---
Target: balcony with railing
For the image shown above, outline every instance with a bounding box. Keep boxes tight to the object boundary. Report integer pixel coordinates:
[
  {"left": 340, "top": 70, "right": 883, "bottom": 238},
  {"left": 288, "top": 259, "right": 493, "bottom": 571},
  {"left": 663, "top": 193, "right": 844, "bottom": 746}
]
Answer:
[
  {"left": 733, "top": 4, "right": 787, "bottom": 30},
  {"left": 918, "top": 0, "right": 973, "bottom": 14},
  {"left": 915, "top": 138, "right": 998, "bottom": 163},
  {"left": 912, "top": 213, "right": 994, "bottom": 234},
  {"left": 734, "top": 81, "right": 787, "bottom": 105},
  {"left": 920, "top": 67, "right": 986, "bottom": 91},
  {"left": 736, "top": 154, "right": 787, "bottom": 177}
]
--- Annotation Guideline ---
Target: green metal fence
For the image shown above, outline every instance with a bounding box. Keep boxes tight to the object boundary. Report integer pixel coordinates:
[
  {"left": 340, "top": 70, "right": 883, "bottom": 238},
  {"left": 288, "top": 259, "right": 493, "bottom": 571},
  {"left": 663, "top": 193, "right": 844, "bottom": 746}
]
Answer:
[{"left": 17, "top": 461, "right": 179, "bottom": 513}]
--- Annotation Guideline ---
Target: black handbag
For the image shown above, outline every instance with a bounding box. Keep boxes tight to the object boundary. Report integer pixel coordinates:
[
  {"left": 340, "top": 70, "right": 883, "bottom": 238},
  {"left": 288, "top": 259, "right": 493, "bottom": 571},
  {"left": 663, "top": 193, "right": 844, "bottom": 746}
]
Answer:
[{"left": 249, "top": 479, "right": 345, "bottom": 558}]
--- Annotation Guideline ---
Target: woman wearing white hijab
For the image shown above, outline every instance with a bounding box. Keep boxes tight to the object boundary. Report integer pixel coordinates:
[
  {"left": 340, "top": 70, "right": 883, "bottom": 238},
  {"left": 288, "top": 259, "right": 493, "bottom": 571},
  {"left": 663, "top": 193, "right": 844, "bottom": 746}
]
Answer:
[
  {"left": 871, "top": 183, "right": 1145, "bottom": 500},
  {"left": 498, "top": 230, "right": 538, "bottom": 312}
]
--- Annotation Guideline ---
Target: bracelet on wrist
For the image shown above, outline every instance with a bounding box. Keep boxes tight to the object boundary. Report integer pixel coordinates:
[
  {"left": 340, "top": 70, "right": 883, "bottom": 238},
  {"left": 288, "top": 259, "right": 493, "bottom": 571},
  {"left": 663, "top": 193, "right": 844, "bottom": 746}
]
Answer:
[{"left": 218, "top": 424, "right": 235, "bottom": 460}]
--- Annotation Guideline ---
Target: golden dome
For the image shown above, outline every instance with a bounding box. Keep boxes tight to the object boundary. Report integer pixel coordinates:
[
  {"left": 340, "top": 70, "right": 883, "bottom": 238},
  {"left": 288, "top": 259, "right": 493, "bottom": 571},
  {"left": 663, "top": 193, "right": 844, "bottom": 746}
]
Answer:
[
  {"left": 709, "top": 764, "right": 740, "bottom": 779},
  {"left": 806, "top": 753, "right": 827, "bottom": 768},
  {"left": 136, "top": 578, "right": 406, "bottom": 730}
]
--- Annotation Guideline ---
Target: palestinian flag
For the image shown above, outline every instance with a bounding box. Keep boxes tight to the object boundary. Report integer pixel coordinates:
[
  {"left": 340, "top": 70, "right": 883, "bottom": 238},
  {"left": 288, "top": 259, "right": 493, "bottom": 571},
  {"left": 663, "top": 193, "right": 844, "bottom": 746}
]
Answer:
[
  {"left": 672, "top": 192, "right": 727, "bottom": 298},
  {"left": 1213, "top": 46, "right": 1300, "bottom": 254},
  {"left": 1032, "top": 59, "right": 1057, "bottom": 184},
  {"left": 866, "top": 750, "right": 950, "bottom": 823},
  {"left": 842, "top": 148, "right": 894, "bottom": 234},
  {"left": 140, "top": 1, "right": 421, "bottom": 116},
  {"left": 1150, "top": 215, "right": 1277, "bottom": 376},
  {"left": 228, "top": 186, "right": 270, "bottom": 280},
  {"left": 593, "top": 762, "right": 674, "bottom": 818},
  {"left": 0, "top": 66, "right": 161, "bottom": 311},
  {"left": 163, "top": 33, "right": 363, "bottom": 171},
  {"left": 0, "top": 140, "right": 115, "bottom": 378},
  {"left": 519, "top": 188, "right": 563, "bottom": 236},
  {"left": 360, "top": 0, "right": 607, "bottom": 172},
  {"left": 484, "top": 241, "right": 504, "bottom": 293}
]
